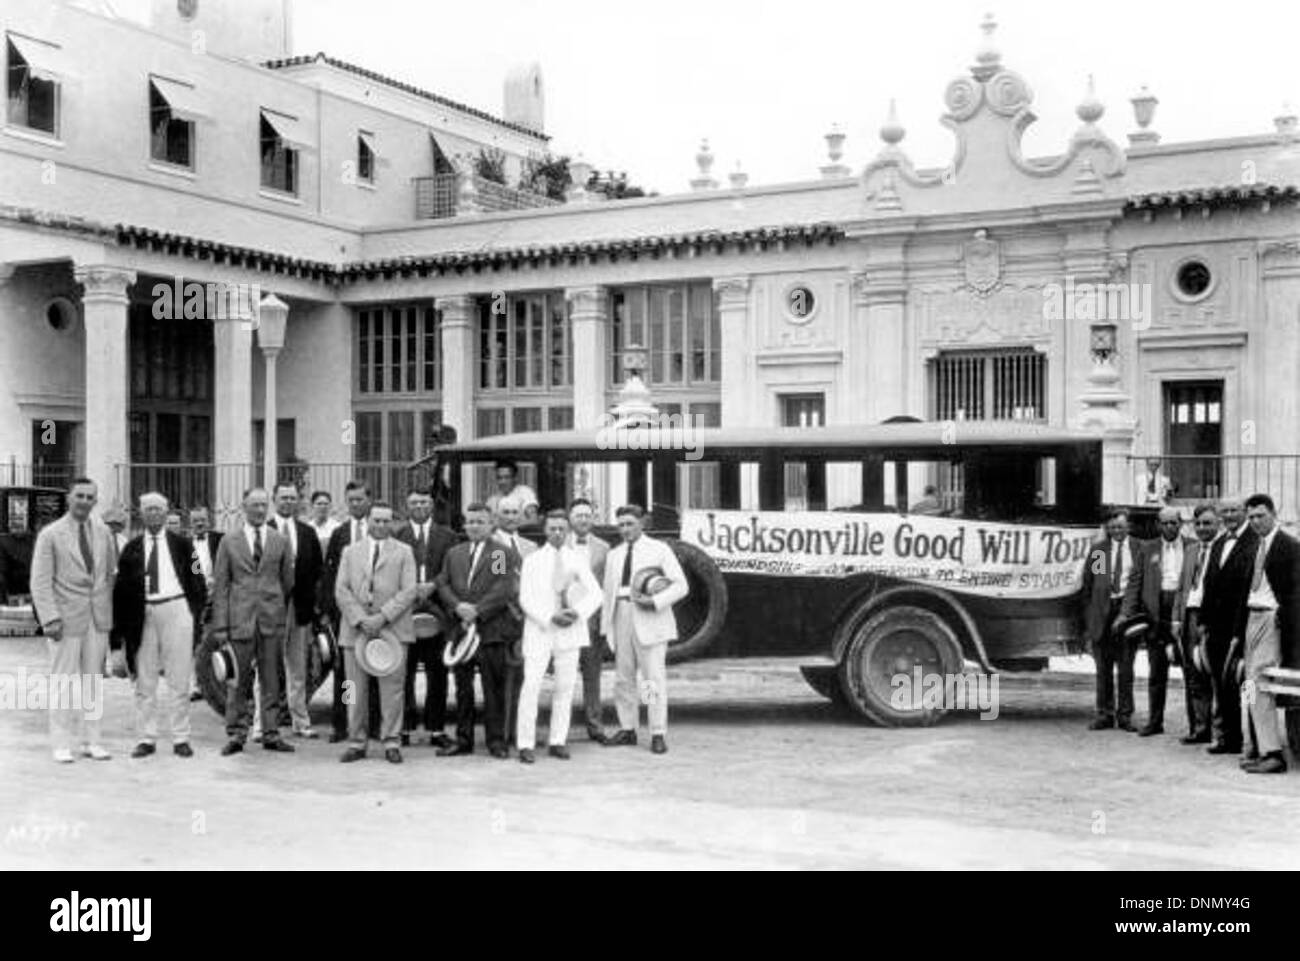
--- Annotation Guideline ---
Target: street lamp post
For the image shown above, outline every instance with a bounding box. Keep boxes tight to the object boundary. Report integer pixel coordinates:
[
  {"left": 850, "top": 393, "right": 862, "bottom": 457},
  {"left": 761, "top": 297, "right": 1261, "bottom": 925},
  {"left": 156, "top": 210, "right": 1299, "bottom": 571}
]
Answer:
[{"left": 256, "top": 294, "right": 289, "bottom": 490}]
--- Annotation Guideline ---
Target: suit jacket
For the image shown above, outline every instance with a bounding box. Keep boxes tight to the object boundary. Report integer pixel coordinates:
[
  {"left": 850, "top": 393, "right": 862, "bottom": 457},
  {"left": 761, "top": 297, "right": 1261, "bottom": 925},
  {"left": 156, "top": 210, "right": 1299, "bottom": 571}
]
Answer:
[
  {"left": 1201, "top": 525, "right": 1259, "bottom": 645},
  {"left": 210, "top": 524, "right": 295, "bottom": 641},
  {"left": 435, "top": 540, "right": 519, "bottom": 646},
  {"left": 1125, "top": 535, "right": 1195, "bottom": 623},
  {"left": 600, "top": 534, "right": 689, "bottom": 647},
  {"left": 334, "top": 536, "right": 418, "bottom": 648},
  {"left": 494, "top": 529, "right": 537, "bottom": 559},
  {"left": 111, "top": 531, "right": 207, "bottom": 672},
  {"left": 190, "top": 531, "right": 223, "bottom": 582},
  {"left": 519, "top": 543, "right": 602, "bottom": 652},
  {"left": 268, "top": 515, "right": 323, "bottom": 624},
  {"left": 320, "top": 516, "right": 368, "bottom": 619},
  {"left": 1079, "top": 535, "right": 1143, "bottom": 645},
  {"left": 1172, "top": 537, "right": 1214, "bottom": 627},
  {"left": 0, "top": 531, "right": 35, "bottom": 603},
  {"left": 30, "top": 514, "right": 117, "bottom": 637},
  {"left": 394, "top": 520, "right": 459, "bottom": 623},
  {"left": 1259, "top": 529, "right": 1300, "bottom": 666}
]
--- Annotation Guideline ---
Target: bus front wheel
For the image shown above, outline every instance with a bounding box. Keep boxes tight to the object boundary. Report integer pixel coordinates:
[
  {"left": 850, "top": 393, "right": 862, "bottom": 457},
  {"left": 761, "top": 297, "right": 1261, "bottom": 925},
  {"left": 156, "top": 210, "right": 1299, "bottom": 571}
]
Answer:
[{"left": 837, "top": 605, "right": 963, "bottom": 727}]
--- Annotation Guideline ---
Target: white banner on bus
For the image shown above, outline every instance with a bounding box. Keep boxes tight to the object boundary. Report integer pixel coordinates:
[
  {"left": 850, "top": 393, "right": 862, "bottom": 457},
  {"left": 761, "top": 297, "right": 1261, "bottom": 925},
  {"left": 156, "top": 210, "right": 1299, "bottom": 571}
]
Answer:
[{"left": 680, "top": 510, "right": 1096, "bottom": 599}]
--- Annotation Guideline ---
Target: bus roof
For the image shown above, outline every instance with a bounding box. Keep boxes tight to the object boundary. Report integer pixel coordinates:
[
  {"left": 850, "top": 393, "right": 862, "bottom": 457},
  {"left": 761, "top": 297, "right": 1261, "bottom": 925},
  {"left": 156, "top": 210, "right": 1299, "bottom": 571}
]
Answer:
[{"left": 417, "top": 421, "right": 1104, "bottom": 464}]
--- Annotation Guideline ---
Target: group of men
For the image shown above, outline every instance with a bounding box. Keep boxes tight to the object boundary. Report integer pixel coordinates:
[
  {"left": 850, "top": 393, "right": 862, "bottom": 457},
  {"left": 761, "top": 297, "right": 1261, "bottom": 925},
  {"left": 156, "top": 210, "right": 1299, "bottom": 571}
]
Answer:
[
  {"left": 1082, "top": 494, "right": 1300, "bottom": 774},
  {"left": 29, "top": 462, "right": 690, "bottom": 767}
]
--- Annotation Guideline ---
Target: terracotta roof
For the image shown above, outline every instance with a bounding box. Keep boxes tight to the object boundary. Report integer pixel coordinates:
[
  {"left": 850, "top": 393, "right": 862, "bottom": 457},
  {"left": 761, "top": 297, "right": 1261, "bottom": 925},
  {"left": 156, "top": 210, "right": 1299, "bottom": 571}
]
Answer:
[
  {"left": 1126, "top": 183, "right": 1300, "bottom": 210},
  {"left": 262, "top": 53, "right": 549, "bottom": 142},
  {"left": 113, "top": 224, "right": 338, "bottom": 281}
]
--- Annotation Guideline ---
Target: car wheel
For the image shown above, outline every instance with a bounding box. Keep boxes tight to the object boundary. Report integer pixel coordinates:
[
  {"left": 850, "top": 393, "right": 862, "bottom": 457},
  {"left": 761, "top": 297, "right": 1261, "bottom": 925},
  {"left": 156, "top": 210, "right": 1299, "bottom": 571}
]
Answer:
[{"left": 837, "top": 604, "right": 963, "bottom": 727}]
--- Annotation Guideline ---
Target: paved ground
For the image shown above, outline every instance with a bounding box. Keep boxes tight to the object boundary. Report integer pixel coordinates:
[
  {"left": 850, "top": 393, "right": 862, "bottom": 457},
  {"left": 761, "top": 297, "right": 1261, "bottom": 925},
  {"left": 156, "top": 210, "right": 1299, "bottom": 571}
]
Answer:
[{"left": 2, "top": 635, "right": 1298, "bottom": 870}]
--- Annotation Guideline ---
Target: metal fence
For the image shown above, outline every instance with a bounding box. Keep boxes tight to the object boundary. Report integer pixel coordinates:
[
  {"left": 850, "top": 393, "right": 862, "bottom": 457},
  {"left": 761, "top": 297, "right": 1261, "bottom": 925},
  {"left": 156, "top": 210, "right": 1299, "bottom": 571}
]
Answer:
[
  {"left": 1, "top": 459, "right": 76, "bottom": 490},
  {"left": 1120, "top": 454, "right": 1300, "bottom": 520},
  {"left": 413, "top": 173, "right": 459, "bottom": 219}
]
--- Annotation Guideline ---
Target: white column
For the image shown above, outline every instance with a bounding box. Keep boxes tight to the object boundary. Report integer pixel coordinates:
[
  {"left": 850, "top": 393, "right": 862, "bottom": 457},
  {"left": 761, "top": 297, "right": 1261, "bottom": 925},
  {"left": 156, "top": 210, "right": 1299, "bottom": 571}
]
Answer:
[
  {"left": 567, "top": 285, "right": 608, "bottom": 430},
  {"left": 74, "top": 264, "right": 135, "bottom": 510},
  {"left": 214, "top": 307, "right": 254, "bottom": 526},
  {"left": 712, "top": 276, "right": 752, "bottom": 427},
  {"left": 437, "top": 295, "right": 476, "bottom": 440}
]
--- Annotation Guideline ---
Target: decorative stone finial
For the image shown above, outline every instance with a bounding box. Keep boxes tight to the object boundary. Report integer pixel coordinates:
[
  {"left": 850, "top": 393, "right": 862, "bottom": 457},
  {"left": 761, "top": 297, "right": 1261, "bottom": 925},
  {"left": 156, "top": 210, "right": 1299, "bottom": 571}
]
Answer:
[
  {"left": 820, "top": 124, "right": 850, "bottom": 178},
  {"left": 1128, "top": 85, "right": 1160, "bottom": 146},
  {"left": 971, "top": 13, "right": 1001, "bottom": 82},
  {"left": 567, "top": 154, "right": 595, "bottom": 202},
  {"left": 607, "top": 345, "right": 659, "bottom": 427},
  {"left": 1276, "top": 102, "right": 1298, "bottom": 140},
  {"left": 1077, "top": 75, "right": 1104, "bottom": 125},
  {"left": 880, "top": 100, "right": 905, "bottom": 146},
  {"left": 729, "top": 162, "right": 748, "bottom": 189},
  {"left": 690, "top": 139, "right": 718, "bottom": 190}
]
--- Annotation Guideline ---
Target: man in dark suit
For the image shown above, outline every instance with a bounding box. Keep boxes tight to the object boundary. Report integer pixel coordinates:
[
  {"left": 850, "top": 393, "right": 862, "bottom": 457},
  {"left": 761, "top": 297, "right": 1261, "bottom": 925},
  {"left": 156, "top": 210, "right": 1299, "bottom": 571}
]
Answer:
[
  {"left": 186, "top": 506, "right": 222, "bottom": 701},
  {"left": 394, "top": 489, "right": 458, "bottom": 748},
  {"left": 1171, "top": 504, "right": 1220, "bottom": 744},
  {"left": 0, "top": 513, "right": 35, "bottom": 603},
  {"left": 436, "top": 502, "right": 520, "bottom": 758},
  {"left": 320, "top": 479, "right": 381, "bottom": 743},
  {"left": 1199, "top": 496, "right": 1257, "bottom": 755},
  {"left": 1124, "top": 506, "right": 1195, "bottom": 736},
  {"left": 269, "top": 483, "right": 324, "bottom": 739},
  {"left": 111, "top": 492, "right": 207, "bottom": 758},
  {"left": 1239, "top": 494, "right": 1300, "bottom": 773},
  {"left": 211, "top": 486, "right": 296, "bottom": 756},
  {"left": 1081, "top": 509, "right": 1144, "bottom": 731},
  {"left": 569, "top": 498, "right": 611, "bottom": 742}
]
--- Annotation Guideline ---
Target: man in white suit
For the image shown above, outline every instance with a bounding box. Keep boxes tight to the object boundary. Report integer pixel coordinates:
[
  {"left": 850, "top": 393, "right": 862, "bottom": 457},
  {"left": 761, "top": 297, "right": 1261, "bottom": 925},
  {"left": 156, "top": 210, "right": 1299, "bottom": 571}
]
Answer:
[
  {"left": 600, "top": 504, "right": 688, "bottom": 754},
  {"left": 568, "top": 498, "right": 610, "bottom": 743},
  {"left": 516, "top": 510, "right": 602, "bottom": 763},
  {"left": 30, "top": 477, "right": 118, "bottom": 763}
]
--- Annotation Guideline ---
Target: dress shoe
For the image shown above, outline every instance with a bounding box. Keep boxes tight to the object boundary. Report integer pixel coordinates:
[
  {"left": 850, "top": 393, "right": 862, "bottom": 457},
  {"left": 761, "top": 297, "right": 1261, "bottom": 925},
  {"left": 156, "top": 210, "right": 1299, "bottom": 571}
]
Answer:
[
  {"left": 650, "top": 735, "right": 667, "bottom": 755},
  {"left": 328, "top": 731, "right": 347, "bottom": 744},
  {"left": 262, "top": 738, "right": 295, "bottom": 753},
  {"left": 489, "top": 744, "right": 509, "bottom": 759},
  {"left": 1207, "top": 742, "right": 1241, "bottom": 755},
  {"left": 604, "top": 729, "right": 637, "bottom": 747},
  {"left": 220, "top": 740, "right": 244, "bottom": 756},
  {"left": 1116, "top": 721, "right": 1137, "bottom": 733},
  {"left": 173, "top": 742, "right": 193, "bottom": 758},
  {"left": 1239, "top": 751, "right": 1260, "bottom": 769},
  {"left": 437, "top": 743, "right": 472, "bottom": 757},
  {"left": 1138, "top": 724, "right": 1163, "bottom": 737},
  {"left": 586, "top": 726, "right": 607, "bottom": 744},
  {"left": 340, "top": 747, "right": 366, "bottom": 763},
  {"left": 547, "top": 745, "right": 570, "bottom": 760},
  {"left": 131, "top": 742, "right": 156, "bottom": 759},
  {"left": 1087, "top": 718, "right": 1114, "bottom": 731},
  {"left": 385, "top": 747, "right": 403, "bottom": 764},
  {"left": 519, "top": 748, "right": 536, "bottom": 764},
  {"left": 1243, "top": 754, "right": 1287, "bottom": 774},
  {"left": 428, "top": 733, "right": 453, "bottom": 749},
  {"left": 52, "top": 748, "right": 75, "bottom": 764},
  {"left": 1180, "top": 733, "right": 1211, "bottom": 745},
  {"left": 81, "top": 744, "right": 111, "bottom": 761},
  {"left": 400, "top": 732, "right": 411, "bottom": 747},
  {"left": 189, "top": 691, "right": 205, "bottom": 702}
]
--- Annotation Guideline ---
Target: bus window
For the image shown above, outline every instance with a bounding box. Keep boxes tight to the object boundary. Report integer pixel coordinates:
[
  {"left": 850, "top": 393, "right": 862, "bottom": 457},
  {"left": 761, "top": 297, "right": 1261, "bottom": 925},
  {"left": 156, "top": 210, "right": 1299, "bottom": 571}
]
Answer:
[
  {"left": 783, "top": 460, "right": 827, "bottom": 511},
  {"left": 679, "top": 462, "right": 721, "bottom": 510},
  {"left": 827, "top": 461, "right": 863, "bottom": 510},
  {"left": 739, "top": 463, "right": 759, "bottom": 510}
]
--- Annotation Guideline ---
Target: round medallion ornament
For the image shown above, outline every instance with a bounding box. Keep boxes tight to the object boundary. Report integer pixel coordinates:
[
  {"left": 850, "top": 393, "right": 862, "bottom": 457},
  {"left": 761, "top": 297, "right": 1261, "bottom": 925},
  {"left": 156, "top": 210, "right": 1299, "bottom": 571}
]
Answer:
[
  {"left": 944, "top": 77, "right": 983, "bottom": 120},
  {"left": 784, "top": 284, "right": 817, "bottom": 324},
  {"left": 986, "top": 71, "right": 1031, "bottom": 116}
]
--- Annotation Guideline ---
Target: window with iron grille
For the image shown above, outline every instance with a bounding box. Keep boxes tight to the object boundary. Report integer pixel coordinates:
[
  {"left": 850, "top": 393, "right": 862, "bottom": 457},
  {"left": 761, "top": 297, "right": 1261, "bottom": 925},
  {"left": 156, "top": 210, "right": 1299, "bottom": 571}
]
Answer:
[
  {"left": 928, "top": 349, "right": 1046, "bottom": 422},
  {"left": 357, "top": 305, "right": 441, "bottom": 395}
]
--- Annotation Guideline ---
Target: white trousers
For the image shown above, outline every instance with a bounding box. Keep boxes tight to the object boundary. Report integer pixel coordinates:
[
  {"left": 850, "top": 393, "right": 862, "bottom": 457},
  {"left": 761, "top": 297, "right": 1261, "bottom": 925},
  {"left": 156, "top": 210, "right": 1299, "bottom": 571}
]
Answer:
[
  {"left": 47, "top": 626, "right": 108, "bottom": 752},
  {"left": 516, "top": 635, "right": 581, "bottom": 750},
  {"left": 1242, "top": 609, "right": 1283, "bottom": 756},
  {"left": 612, "top": 601, "right": 668, "bottom": 735},
  {"left": 283, "top": 606, "right": 312, "bottom": 733},
  {"left": 135, "top": 599, "right": 194, "bottom": 745}
]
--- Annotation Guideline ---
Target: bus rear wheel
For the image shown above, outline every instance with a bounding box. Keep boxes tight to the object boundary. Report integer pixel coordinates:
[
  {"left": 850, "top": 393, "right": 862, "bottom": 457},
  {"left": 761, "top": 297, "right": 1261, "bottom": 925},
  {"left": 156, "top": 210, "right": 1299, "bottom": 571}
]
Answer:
[{"left": 838, "top": 605, "right": 963, "bottom": 727}]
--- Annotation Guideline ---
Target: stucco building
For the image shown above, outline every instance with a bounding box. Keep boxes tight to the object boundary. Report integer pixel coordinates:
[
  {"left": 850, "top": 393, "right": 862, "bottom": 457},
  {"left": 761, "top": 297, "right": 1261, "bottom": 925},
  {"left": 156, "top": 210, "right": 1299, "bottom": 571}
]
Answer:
[{"left": 2, "top": 2, "right": 1299, "bottom": 522}]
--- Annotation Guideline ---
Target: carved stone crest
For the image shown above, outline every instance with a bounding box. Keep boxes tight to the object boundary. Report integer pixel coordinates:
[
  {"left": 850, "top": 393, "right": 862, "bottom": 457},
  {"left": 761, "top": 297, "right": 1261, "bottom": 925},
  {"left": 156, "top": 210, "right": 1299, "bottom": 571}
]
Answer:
[{"left": 963, "top": 229, "right": 1001, "bottom": 294}]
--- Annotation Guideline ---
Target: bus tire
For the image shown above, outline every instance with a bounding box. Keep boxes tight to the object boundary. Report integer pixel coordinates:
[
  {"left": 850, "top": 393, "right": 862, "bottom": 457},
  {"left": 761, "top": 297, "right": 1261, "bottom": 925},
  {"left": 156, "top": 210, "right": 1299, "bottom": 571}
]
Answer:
[
  {"left": 665, "top": 540, "right": 728, "bottom": 664},
  {"left": 195, "top": 628, "right": 332, "bottom": 717},
  {"left": 801, "top": 666, "right": 851, "bottom": 710},
  {"left": 837, "top": 604, "right": 964, "bottom": 727}
]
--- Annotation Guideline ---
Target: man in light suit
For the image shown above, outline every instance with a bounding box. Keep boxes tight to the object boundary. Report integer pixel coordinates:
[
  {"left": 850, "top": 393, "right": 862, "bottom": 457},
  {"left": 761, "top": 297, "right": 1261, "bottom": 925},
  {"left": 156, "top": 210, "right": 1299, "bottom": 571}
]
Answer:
[
  {"left": 395, "top": 489, "right": 458, "bottom": 748},
  {"left": 30, "top": 477, "right": 117, "bottom": 763},
  {"left": 569, "top": 498, "right": 610, "bottom": 743},
  {"left": 111, "top": 492, "right": 207, "bottom": 759},
  {"left": 1171, "top": 504, "right": 1220, "bottom": 744},
  {"left": 210, "top": 487, "right": 295, "bottom": 756},
  {"left": 516, "top": 510, "right": 602, "bottom": 763},
  {"left": 269, "top": 483, "right": 324, "bottom": 739},
  {"left": 1123, "top": 506, "right": 1195, "bottom": 736},
  {"left": 436, "top": 503, "right": 520, "bottom": 758},
  {"left": 1080, "top": 509, "right": 1144, "bottom": 731},
  {"left": 601, "top": 504, "right": 688, "bottom": 755},
  {"left": 335, "top": 502, "right": 419, "bottom": 764}
]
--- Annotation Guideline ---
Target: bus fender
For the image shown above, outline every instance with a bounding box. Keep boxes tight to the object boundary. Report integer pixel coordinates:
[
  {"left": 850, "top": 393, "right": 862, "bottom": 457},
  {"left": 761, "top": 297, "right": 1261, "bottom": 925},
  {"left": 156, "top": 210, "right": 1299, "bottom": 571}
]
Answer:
[{"left": 830, "top": 584, "right": 994, "bottom": 674}]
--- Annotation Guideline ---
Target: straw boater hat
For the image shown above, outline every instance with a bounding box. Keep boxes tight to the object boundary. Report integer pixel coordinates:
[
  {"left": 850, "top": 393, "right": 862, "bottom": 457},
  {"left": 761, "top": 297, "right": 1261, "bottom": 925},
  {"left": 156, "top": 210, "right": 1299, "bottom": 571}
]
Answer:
[
  {"left": 631, "top": 566, "right": 674, "bottom": 598},
  {"left": 1111, "top": 611, "right": 1152, "bottom": 641},
  {"left": 313, "top": 621, "right": 338, "bottom": 671},
  {"left": 412, "top": 612, "right": 442, "bottom": 640},
  {"left": 356, "top": 626, "right": 404, "bottom": 678},
  {"left": 210, "top": 641, "right": 239, "bottom": 686},
  {"left": 443, "top": 622, "right": 480, "bottom": 667}
]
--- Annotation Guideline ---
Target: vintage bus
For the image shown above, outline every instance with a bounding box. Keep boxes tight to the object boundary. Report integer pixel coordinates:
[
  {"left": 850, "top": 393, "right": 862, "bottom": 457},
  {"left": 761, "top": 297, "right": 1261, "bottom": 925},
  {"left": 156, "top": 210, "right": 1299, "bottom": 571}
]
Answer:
[{"left": 406, "top": 419, "right": 1108, "bottom": 726}]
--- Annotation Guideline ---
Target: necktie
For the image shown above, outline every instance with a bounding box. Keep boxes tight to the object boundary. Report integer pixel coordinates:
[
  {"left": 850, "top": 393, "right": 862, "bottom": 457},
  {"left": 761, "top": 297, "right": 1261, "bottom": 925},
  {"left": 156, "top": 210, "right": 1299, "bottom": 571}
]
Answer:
[
  {"left": 253, "top": 526, "right": 263, "bottom": 567},
  {"left": 1251, "top": 539, "right": 1268, "bottom": 592},
  {"left": 621, "top": 541, "right": 634, "bottom": 587},
  {"left": 372, "top": 541, "right": 381, "bottom": 572},
  {"left": 1148, "top": 475, "right": 1156, "bottom": 495},
  {"left": 1113, "top": 540, "right": 1124, "bottom": 588},
  {"left": 468, "top": 542, "right": 482, "bottom": 585},
  {"left": 147, "top": 534, "right": 160, "bottom": 595},
  {"left": 1193, "top": 545, "right": 1208, "bottom": 591},
  {"left": 78, "top": 521, "right": 94, "bottom": 575}
]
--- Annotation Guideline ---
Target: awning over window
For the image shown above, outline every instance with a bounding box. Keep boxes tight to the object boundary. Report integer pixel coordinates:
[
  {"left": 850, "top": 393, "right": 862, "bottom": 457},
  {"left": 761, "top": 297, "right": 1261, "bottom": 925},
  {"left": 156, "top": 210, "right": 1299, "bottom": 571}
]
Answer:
[
  {"left": 7, "top": 33, "right": 72, "bottom": 83},
  {"left": 261, "top": 108, "right": 315, "bottom": 150},
  {"left": 150, "top": 75, "right": 209, "bottom": 122}
]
